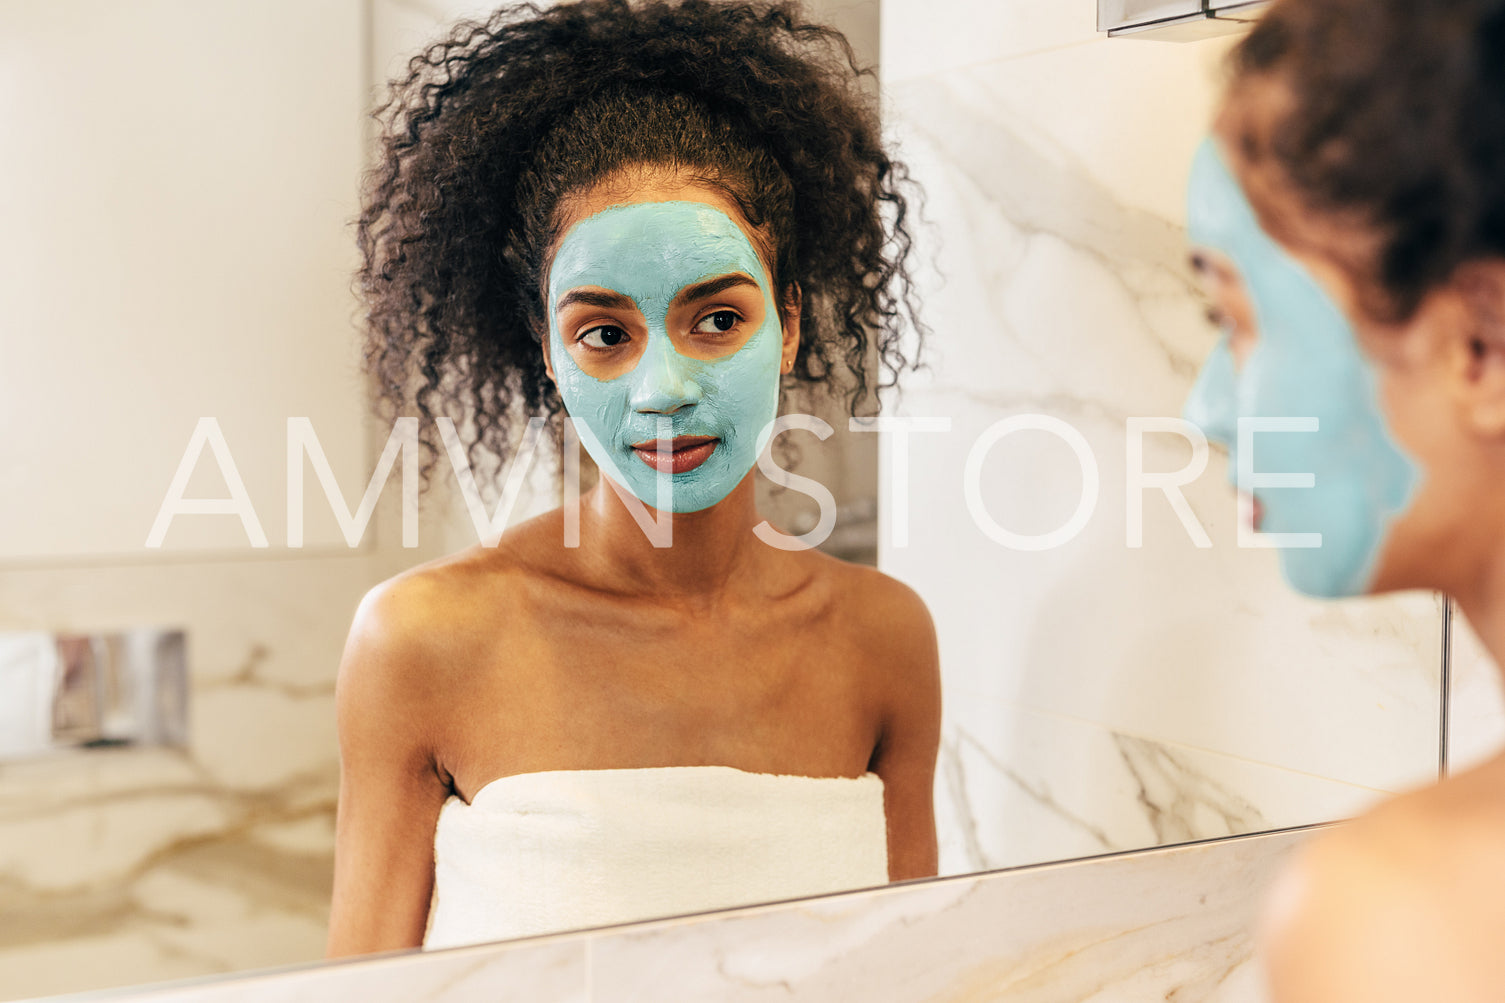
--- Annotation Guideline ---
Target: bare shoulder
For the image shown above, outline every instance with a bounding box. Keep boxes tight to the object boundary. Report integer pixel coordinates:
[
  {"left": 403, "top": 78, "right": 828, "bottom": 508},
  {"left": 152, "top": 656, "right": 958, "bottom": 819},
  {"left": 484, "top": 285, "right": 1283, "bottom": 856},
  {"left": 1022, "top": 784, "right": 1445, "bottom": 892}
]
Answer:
[
  {"left": 336, "top": 560, "right": 471, "bottom": 747},
  {"left": 346, "top": 551, "right": 489, "bottom": 668},
  {"left": 337, "top": 527, "right": 554, "bottom": 713},
  {"left": 808, "top": 558, "right": 939, "bottom": 712},
  {"left": 1261, "top": 768, "right": 1505, "bottom": 1003},
  {"left": 817, "top": 557, "right": 938, "bottom": 662}
]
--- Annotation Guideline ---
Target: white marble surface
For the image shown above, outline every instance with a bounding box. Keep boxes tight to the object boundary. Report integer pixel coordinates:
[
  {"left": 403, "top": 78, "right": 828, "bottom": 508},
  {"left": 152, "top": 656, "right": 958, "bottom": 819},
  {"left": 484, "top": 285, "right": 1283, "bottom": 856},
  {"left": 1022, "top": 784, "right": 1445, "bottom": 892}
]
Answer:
[
  {"left": 43, "top": 824, "right": 1308, "bottom": 1003},
  {"left": 878, "top": 3, "right": 1447, "bottom": 878},
  {"left": 587, "top": 831, "right": 1292, "bottom": 1002}
]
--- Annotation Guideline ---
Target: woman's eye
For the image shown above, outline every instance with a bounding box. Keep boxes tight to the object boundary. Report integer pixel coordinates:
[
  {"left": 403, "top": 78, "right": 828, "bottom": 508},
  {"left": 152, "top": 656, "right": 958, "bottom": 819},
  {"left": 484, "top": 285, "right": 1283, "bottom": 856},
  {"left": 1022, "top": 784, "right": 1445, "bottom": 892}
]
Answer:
[
  {"left": 1204, "top": 308, "right": 1238, "bottom": 339},
  {"left": 693, "top": 310, "right": 740, "bottom": 334},
  {"left": 580, "top": 325, "right": 628, "bottom": 349}
]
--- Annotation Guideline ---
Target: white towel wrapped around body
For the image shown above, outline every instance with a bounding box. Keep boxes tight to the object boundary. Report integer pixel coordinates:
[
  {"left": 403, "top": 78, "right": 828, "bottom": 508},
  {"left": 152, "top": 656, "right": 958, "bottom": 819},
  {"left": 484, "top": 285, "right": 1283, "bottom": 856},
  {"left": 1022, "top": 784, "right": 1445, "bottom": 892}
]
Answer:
[{"left": 423, "top": 765, "right": 888, "bottom": 949}]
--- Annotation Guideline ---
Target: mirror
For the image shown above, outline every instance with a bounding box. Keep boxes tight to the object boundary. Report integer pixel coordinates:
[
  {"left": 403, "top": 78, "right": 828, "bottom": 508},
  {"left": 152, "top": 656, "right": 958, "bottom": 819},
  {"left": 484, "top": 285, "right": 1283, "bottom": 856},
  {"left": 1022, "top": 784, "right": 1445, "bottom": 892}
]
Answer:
[{"left": 0, "top": 0, "right": 1447, "bottom": 998}]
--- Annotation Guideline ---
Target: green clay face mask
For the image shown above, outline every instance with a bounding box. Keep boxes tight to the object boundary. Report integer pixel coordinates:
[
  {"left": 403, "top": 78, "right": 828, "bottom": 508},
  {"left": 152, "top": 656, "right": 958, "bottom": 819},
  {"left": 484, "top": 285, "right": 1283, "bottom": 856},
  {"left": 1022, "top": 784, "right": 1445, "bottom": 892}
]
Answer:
[
  {"left": 547, "top": 200, "right": 783, "bottom": 514},
  {"left": 1182, "top": 138, "right": 1421, "bottom": 597}
]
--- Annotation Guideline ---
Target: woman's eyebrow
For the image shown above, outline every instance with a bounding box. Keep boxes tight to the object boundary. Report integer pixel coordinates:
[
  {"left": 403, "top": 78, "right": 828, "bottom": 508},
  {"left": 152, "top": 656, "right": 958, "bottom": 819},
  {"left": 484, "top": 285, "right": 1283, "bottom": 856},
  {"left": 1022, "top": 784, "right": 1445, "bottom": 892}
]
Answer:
[
  {"left": 557, "top": 288, "right": 636, "bottom": 311},
  {"left": 674, "top": 273, "right": 760, "bottom": 306}
]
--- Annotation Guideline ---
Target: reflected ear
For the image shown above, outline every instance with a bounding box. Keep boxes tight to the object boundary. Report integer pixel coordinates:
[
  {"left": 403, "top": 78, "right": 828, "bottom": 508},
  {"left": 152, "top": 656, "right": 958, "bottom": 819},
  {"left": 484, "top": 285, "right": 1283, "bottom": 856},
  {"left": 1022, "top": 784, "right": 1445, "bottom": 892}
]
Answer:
[
  {"left": 780, "top": 282, "right": 803, "bottom": 373},
  {"left": 537, "top": 323, "right": 557, "bottom": 385},
  {"left": 1453, "top": 261, "right": 1505, "bottom": 439}
]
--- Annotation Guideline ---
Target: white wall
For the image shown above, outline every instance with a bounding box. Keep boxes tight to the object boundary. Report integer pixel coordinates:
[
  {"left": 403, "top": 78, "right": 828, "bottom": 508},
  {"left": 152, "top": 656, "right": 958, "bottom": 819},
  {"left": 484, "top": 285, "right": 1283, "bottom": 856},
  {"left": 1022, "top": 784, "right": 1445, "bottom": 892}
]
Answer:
[{"left": 0, "top": 1, "right": 372, "bottom": 560}]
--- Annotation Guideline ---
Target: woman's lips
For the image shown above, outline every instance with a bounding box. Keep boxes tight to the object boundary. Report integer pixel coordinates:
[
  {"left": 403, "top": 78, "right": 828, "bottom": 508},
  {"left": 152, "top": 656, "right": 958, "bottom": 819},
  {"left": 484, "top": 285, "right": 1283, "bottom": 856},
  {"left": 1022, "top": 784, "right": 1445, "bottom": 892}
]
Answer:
[{"left": 630, "top": 435, "right": 719, "bottom": 474}]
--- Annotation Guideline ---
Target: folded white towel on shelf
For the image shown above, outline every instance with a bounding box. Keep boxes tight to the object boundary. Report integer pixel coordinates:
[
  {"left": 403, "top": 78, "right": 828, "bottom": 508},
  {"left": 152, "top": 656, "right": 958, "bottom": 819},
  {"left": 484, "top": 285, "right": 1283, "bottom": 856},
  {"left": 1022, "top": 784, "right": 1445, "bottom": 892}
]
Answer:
[{"left": 424, "top": 765, "right": 888, "bottom": 949}]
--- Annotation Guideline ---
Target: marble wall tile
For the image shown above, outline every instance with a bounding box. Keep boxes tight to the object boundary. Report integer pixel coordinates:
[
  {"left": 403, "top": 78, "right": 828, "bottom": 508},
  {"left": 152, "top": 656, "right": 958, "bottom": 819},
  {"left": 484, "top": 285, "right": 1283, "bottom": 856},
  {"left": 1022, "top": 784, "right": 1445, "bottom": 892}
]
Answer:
[
  {"left": 0, "top": 514, "right": 449, "bottom": 1000},
  {"left": 936, "top": 700, "right": 1385, "bottom": 875}
]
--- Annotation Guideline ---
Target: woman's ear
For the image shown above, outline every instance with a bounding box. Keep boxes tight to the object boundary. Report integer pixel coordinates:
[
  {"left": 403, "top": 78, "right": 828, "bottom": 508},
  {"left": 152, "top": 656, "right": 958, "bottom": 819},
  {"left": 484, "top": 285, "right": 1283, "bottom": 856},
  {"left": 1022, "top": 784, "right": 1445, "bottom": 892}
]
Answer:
[
  {"left": 1451, "top": 260, "right": 1505, "bottom": 439},
  {"left": 780, "top": 282, "right": 803, "bottom": 374}
]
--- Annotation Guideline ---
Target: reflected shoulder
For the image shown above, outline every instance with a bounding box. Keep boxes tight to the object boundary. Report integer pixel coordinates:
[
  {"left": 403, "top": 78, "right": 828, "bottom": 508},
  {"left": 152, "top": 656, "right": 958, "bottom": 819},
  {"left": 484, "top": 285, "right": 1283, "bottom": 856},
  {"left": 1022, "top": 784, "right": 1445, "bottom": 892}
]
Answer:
[
  {"left": 353, "top": 525, "right": 557, "bottom": 638},
  {"left": 340, "top": 545, "right": 531, "bottom": 699},
  {"left": 338, "top": 571, "right": 458, "bottom": 713},
  {"left": 828, "top": 565, "right": 939, "bottom": 701},
  {"left": 840, "top": 564, "right": 937, "bottom": 649}
]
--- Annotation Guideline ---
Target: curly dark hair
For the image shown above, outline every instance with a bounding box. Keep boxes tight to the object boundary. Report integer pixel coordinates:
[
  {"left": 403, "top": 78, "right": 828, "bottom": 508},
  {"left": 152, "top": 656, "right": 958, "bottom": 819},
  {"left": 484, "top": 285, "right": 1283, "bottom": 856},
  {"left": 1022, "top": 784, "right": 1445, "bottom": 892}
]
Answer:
[
  {"left": 1228, "top": 0, "right": 1505, "bottom": 322},
  {"left": 358, "top": 0, "right": 924, "bottom": 489}
]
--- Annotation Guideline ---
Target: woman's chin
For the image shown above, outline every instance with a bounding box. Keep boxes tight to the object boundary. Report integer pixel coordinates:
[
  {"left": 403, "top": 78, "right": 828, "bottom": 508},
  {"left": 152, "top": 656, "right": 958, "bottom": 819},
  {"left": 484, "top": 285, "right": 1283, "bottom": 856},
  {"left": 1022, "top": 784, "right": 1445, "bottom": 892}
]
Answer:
[{"left": 1277, "top": 544, "right": 1372, "bottom": 600}]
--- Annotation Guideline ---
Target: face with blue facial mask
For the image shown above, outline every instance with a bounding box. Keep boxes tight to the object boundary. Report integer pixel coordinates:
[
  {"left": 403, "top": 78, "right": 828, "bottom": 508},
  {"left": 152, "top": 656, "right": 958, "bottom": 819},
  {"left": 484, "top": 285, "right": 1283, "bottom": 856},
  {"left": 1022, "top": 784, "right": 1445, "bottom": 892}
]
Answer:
[
  {"left": 1182, "top": 138, "right": 1422, "bottom": 598},
  {"left": 546, "top": 196, "right": 789, "bottom": 514}
]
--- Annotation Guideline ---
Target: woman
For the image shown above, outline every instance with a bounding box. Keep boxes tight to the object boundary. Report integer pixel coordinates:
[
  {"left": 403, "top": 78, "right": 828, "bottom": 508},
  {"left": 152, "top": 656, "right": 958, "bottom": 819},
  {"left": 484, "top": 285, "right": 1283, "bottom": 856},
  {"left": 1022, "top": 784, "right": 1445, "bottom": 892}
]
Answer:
[
  {"left": 326, "top": 0, "right": 940, "bottom": 956},
  {"left": 1184, "top": 0, "right": 1505, "bottom": 997}
]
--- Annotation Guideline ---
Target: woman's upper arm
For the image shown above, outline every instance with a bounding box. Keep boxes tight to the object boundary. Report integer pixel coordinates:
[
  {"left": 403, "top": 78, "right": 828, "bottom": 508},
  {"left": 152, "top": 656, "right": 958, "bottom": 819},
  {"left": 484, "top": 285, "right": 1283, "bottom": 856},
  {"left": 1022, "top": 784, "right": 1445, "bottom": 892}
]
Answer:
[
  {"left": 868, "top": 578, "right": 942, "bottom": 882},
  {"left": 326, "top": 581, "right": 455, "bottom": 958}
]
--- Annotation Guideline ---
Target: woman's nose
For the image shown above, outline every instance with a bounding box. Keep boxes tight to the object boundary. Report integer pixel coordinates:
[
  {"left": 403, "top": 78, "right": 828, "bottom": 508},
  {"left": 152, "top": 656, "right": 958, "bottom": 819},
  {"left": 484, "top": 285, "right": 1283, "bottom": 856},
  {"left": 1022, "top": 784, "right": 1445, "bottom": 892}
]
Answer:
[
  {"left": 629, "top": 330, "right": 704, "bottom": 413},
  {"left": 1183, "top": 337, "right": 1239, "bottom": 447}
]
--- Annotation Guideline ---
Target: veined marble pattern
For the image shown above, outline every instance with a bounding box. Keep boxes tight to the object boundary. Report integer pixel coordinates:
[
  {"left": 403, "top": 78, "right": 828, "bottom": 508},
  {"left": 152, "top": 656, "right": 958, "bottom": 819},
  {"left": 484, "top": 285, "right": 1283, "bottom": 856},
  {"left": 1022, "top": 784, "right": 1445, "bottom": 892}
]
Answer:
[
  {"left": 879, "top": 27, "right": 1446, "bottom": 878},
  {"left": 0, "top": 558, "right": 368, "bottom": 1002},
  {"left": 936, "top": 701, "right": 1384, "bottom": 876},
  {"left": 52, "top": 825, "right": 1308, "bottom": 1003}
]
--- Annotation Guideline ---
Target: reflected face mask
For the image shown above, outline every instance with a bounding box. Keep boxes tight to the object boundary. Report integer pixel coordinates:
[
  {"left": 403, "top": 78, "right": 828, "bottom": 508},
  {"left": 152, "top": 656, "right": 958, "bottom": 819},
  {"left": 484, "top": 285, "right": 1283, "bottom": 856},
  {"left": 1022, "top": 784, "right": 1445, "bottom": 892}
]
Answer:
[
  {"left": 1181, "top": 139, "right": 1420, "bottom": 597},
  {"left": 547, "top": 200, "right": 783, "bottom": 514}
]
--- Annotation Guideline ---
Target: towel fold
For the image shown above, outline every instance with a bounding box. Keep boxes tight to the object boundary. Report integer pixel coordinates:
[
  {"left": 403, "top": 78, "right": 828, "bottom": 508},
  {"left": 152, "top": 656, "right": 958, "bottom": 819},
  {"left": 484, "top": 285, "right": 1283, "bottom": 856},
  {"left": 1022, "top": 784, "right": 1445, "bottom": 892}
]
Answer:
[{"left": 423, "top": 765, "right": 887, "bottom": 949}]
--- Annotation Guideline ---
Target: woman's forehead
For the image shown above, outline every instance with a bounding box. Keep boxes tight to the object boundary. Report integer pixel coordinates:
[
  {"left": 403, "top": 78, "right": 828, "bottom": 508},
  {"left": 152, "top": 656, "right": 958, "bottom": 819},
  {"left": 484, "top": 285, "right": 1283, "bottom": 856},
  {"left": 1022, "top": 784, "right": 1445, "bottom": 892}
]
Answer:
[
  {"left": 546, "top": 173, "right": 776, "bottom": 288},
  {"left": 548, "top": 198, "right": 774, "bottom": 306}
]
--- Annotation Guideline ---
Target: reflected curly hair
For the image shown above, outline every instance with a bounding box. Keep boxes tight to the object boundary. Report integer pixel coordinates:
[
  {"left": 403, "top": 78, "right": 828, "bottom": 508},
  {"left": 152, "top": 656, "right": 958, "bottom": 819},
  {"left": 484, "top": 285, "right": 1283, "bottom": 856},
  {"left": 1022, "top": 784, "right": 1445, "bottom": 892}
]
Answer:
[
  {"left": 358, "top": 0, "right": 923, "bottom": 488},
  {"left": 1230, "top": 0, "right": 1505, "bottom": 322}
]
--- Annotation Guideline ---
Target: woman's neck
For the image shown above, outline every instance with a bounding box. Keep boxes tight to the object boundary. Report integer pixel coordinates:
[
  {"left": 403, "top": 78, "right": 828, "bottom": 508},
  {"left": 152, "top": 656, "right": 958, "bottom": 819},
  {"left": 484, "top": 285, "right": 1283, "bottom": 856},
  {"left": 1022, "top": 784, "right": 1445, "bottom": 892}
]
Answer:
[
  {"left": 572, "top": 472, "right": 767, "bottom": 609},
  {"left": 1452, "top": 542, "right": 1505, "bottom": 675}
]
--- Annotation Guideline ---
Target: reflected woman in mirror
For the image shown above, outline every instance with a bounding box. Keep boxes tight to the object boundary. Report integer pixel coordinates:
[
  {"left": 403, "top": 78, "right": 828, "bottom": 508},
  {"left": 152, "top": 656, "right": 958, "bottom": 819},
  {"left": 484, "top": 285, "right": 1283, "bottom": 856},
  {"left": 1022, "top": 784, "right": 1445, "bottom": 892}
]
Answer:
[
  {"left": 327, "top": 0, "right": 939, "bottom": 956},
  {"left": 1184, "top": 0, "right": 1505, "bottom": 997}
]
